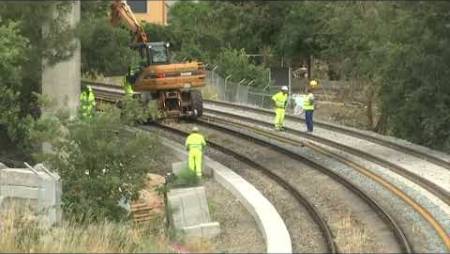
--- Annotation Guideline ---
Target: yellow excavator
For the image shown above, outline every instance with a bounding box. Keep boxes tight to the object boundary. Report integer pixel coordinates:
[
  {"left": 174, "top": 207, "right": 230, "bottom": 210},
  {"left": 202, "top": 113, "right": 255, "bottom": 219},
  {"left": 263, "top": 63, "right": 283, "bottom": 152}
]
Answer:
[{"left": 110, "top": 0, "right": 205, "bottom": 118}]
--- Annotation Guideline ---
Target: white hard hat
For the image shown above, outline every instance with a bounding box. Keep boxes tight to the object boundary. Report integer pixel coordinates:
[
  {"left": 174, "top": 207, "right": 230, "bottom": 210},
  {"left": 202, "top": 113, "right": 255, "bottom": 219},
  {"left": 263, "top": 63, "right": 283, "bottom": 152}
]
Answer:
[
  {"left": 192, "top": 126, "right": 199, "bottom": 132},
  {"left": 281, "top": 86, "right": 288, "bottom": 91}
]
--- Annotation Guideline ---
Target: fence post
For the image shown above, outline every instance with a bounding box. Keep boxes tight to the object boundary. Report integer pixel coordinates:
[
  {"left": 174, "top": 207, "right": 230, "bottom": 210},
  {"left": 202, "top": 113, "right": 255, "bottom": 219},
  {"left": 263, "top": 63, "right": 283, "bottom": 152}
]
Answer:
[
  {"left": 237, "top": 79, "right": 246, "bottom": 103},
  {"left": 224, "top": 75, "right": 232, "bottom": 101}
]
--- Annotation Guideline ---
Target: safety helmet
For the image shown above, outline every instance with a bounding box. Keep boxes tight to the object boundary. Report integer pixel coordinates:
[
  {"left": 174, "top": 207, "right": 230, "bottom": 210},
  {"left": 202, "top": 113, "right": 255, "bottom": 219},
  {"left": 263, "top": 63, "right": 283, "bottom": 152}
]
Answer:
[
  {"left": 192, "top": 126, "right": 199, "bottom": 133},
  {"left": 309, "top": 80, "right": 318, "bottom": 88},
  {"left": 281, "top": 86, "right": 288, "bottom": 92}
]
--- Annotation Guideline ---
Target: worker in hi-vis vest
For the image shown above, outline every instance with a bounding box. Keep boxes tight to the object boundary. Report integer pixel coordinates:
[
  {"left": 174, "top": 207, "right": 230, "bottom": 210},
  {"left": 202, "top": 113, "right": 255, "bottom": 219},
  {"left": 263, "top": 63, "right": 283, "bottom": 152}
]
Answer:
[
  {"left": 304, "top": 80, "right": 318, "bottom": 132},
  {"left": 79, "top": 85, "right": 96, "bottom": 119},
  {"left": 185, "top": 126, "right": 207, "bottom": 177},
  {"left": 123, "top": 80, "right": 134, "bottom": 97},
  {"left": 272, "top": 86, "right": 289, "bottom": 131}
]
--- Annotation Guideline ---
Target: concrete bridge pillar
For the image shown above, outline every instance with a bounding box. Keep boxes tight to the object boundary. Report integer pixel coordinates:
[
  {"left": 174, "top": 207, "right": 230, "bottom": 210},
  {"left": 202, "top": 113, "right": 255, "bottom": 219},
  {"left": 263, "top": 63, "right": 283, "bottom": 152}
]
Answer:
[{"left": 42, "top": 1, "right": 80, "bottom": 116}]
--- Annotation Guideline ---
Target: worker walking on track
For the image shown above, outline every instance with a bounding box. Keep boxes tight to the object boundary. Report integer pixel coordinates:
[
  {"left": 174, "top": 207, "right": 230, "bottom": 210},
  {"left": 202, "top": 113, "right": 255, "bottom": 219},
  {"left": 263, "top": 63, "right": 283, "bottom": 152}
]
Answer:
[
  {"left": 185, "top": 126, "right": 206, "bottom": 178},
  {"left": 304, "top": 80, "right": 318, "bottom": 133},
  {"left": 272, "top": 86, "right": 289, "bottom": 131},
  {"left": 79, "top": 85, "right": 96, "bottom": 119}
]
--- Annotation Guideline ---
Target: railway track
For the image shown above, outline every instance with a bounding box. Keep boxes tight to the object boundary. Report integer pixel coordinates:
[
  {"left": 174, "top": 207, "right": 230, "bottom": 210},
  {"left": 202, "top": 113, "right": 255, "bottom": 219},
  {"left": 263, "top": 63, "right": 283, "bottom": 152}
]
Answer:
[
  {"left": 204, "top": 101, "right": 450, "bottom": 206},
  {"left": 148, "top": 123, "right": 337, "bottom": 253},
  {"left": 198, "top": 112, "right": 449, "bottom": 252},
  {"left": 204, "top": 99, "right": 450, "bottom": 170},
  {"left": 149, "top": 121, "right": 412, "bottom": 253},
  {"left": 82, "top": 81, "right": 448, "bottom": 252}
]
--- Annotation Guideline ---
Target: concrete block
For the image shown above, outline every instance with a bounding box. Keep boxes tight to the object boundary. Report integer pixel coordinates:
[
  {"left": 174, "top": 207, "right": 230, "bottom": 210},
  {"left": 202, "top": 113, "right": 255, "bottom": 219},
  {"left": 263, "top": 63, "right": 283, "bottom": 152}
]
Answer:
[
  {"left": 168, "top": 187, "right": 211, "bottom": 228},
  {"left": 182, "top": 222, "right": 221, "bottom": 239},
  {"left": 0, "top": 185, "right": 40, "bottom": 200},
  {"left": 0, "top": 168, "right": 41, "bottom": 187},
  {"left": 0, "top": 164, "right": 62, "bottom": 226}
]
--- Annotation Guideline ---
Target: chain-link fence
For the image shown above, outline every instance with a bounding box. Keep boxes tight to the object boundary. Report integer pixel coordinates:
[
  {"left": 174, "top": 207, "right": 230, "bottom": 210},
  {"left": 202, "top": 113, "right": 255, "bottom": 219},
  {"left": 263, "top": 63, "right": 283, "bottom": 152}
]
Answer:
[
  {"left": 206, "top": 70, "right": 281, "bottom": 109},
  {"left": 206, "top": 69, "right": 367, "bottom": 110}
]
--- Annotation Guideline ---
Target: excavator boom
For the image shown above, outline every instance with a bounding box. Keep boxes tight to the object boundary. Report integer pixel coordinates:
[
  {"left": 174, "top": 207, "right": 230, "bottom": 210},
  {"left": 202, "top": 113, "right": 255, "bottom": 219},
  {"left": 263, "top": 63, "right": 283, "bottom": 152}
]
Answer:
[{"left": 110, "top": 0, "right": 148, "bottom": 43}]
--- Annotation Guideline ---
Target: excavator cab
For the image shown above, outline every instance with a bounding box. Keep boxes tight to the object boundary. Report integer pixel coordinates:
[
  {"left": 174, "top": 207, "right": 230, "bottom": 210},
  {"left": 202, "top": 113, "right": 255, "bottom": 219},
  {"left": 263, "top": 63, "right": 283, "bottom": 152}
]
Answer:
[{"left": 127, "top": 42, "right": 170, "bottom": 84}]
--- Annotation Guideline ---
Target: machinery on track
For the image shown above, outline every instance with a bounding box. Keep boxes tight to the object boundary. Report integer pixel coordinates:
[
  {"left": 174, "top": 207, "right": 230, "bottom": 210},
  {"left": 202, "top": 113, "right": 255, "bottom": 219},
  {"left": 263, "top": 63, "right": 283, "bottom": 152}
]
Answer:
[{"left": 110, "top": 0, "right": 205, "bottom": 118}]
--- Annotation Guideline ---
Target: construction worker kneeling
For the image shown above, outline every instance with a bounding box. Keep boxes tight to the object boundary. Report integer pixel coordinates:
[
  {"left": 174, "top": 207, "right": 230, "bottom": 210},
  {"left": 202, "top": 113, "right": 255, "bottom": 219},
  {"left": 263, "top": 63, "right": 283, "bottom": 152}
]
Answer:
[
  {"left": 272, "top": 86, "right": 289, "bottom": 131},
  {"left": 185, "top": 126, "right": 206, "bottom": 178}
]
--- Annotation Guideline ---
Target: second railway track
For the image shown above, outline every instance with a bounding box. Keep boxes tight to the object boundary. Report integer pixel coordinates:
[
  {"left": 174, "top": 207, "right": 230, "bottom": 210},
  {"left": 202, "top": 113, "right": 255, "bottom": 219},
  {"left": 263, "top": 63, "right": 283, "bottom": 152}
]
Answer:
[
  {"left": 198, "top": 111, "right": 450, "bottom": 252},
  {"left": 149, "top": 121, "right": 412, "bottom": 253},
  {"left": 86, "top": 81, "right": 449, "bottom": 252}
]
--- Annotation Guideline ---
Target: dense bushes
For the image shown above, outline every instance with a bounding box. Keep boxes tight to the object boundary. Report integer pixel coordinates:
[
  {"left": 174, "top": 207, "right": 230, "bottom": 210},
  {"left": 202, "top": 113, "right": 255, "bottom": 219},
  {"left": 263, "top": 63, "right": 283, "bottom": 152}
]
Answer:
[{"left": 32, "top": 102, "right": 160, "bottom": 221}]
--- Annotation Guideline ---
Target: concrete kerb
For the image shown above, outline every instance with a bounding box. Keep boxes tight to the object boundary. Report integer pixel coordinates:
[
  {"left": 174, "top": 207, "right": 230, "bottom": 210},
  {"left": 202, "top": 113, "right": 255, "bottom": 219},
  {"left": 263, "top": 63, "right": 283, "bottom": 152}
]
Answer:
[{"left": 161, "top": 137, "right": 292, "bottom": 253}]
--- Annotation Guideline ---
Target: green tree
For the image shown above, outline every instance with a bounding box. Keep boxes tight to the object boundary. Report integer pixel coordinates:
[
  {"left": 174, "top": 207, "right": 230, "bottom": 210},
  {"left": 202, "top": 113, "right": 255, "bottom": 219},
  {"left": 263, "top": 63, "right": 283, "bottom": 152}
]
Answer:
[
  {"left": 215, "top": 48, "right": 270, "bottom": 87},
  {"left": 79, "top": 18, "right": 134, "bottom": 76},
  {"left": 0, "top": 21, "right": 32, "bottom": 148},
  {"left": 33, "top": 104, "right": 161, "bottom": 221},
  {"left": 0, "top": 1, "right": 76, "bottom": 149},
  {"left": 377, "top": 2, "right": 450, "bottom": 151}
]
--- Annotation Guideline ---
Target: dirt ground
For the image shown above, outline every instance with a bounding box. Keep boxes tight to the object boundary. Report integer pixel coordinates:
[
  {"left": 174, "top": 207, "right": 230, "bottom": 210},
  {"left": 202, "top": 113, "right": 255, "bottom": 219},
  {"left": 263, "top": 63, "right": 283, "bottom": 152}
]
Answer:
[
  {"left": 314, "top": 101, "right": 371, "bottom": 129},
  {"left": 203, "top": 179, "right": 266, "bottom": 253}
]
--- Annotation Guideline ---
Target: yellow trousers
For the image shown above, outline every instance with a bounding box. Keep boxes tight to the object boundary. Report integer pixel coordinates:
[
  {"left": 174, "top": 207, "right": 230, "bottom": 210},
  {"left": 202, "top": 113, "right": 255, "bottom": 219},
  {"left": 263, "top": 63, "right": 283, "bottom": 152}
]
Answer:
[
  {"left": 188, "top": 149, "right": 203, "bottom": 177},
  {"left": 274, "top": 108, "right": 286, "bottom": 129}
]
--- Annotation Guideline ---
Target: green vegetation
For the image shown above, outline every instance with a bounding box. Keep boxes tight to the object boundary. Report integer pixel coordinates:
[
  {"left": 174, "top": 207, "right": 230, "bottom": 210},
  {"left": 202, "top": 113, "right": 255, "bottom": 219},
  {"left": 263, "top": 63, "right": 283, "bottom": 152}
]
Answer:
[
  {"left": 169, "top": 168, "right": 200, "bottom": 188},
  {"left": 31, "top": 101, "right": 159, "bottom": 222},
  {"left": 0, "top": 2, "right": 76, "bottom": 151},
  {"left": 151, "top": 1, "right": 449, "bottom": 151},
  {"left": 1, "top": 1, "right": 449, "bottom": 152}
]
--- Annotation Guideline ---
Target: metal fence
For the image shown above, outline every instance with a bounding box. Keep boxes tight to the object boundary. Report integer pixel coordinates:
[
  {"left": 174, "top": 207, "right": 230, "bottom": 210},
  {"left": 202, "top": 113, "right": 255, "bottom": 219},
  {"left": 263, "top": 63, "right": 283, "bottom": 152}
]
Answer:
[
  {"left": 206, "top": 70, "right": 280, "bottom": 109},
  {"left": 206, "top": 70, "right": 366, "bottom": 110}
]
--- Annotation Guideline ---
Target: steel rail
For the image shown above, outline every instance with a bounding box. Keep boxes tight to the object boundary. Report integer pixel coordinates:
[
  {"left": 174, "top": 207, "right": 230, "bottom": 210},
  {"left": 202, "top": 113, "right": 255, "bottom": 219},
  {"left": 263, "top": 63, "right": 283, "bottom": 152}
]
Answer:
[
  {"left": 204, "top": 107, "right": 450, "bottom": 206},
  {"left": 200, "top": 114, "right": 449, "bottom": 251},
  {"left": 147, "top": 123, "right": 338, "bottom": 254},
  {"left": 204, "top": 99, "right": 450, "bottom": 170}
]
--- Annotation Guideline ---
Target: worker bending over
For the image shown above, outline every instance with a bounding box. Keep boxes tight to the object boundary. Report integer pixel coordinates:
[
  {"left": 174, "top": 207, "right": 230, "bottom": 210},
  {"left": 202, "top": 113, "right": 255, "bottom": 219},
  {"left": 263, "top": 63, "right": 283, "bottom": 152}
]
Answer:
[
  {"left": 272, "top": 86, "right": 289, "bottom": 131},
  {"left": 185, "top": 126, "right": 206, "bottom": 178}
]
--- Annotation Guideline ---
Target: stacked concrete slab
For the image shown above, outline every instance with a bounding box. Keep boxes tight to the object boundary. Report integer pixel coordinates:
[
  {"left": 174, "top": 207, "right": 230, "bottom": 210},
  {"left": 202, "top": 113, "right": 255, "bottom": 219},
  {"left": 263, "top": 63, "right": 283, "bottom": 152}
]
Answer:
[{"left": 0, "top": 162, "right": 62, "bottom": 226}]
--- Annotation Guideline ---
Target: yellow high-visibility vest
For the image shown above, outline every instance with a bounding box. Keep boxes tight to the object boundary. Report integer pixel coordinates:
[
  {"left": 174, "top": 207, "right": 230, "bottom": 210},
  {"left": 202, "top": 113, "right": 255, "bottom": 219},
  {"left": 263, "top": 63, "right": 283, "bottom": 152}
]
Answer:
[
  {"left": 303, "top": 93, "right": 314, "bottom": 110},
  {"left": 185, "top": 133, "right": 206, "bottom": 151},
  {"left": 124, "top": 82, "right": 134, "bottom": 96},
  {"left": 272, "top": 91, "right": 288, "bottom": 109}
]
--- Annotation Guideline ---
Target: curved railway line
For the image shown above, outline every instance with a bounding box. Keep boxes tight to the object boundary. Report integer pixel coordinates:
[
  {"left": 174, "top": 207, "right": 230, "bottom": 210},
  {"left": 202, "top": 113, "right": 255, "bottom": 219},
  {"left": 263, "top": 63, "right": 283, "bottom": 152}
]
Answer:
[
  {"left": 149, "top": 124, "right": 336, "bottom": 253},
  {"left": 204, "top": 99, "right": 450, "bottom": 170},
  {"left": 203, "top": 104, "right": 450, "bottom": 206},
  {"left": 86, "top": 81, "right": 449, "bottom": 252},
  {"left": 200, "top": 109, "right": 450, "bottom": 251},
  {"left": 150, "top": 122, "right": 411, "bottom": 253}
]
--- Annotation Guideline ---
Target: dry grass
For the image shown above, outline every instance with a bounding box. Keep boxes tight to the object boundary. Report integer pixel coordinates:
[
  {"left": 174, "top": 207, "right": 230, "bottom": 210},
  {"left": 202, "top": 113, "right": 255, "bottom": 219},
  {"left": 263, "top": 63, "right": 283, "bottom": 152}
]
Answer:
[
  {"left": 315, "top": 101, "right": 371, "bottom": 129},
  {"left": 0, "top": 207, "right": 172, "bottom": 253}
]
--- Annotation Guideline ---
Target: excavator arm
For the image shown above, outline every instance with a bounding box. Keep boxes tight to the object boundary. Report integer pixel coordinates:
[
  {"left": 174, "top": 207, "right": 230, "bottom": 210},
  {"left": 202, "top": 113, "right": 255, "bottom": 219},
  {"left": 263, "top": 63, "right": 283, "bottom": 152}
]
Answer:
[{"left": 110, "top": 0, "right": 148, "bottom": 43}]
